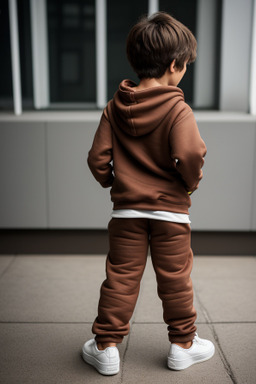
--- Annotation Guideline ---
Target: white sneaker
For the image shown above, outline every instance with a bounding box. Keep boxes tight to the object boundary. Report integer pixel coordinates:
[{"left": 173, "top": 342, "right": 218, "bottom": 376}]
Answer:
[
  {"left": 167, "top": 333, "right": 215, "bottom": 370},
  {"left": 82, "top": 339, "right": 120, "bottom": 375}
]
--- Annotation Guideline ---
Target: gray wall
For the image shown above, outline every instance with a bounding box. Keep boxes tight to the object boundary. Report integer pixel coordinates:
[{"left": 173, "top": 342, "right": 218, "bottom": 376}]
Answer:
[
  {"left": 191, "top": 115, "right": 256, "bottom": 230},
  {"left": 0, "top": 112, "right": 256, "bottom": 231}
]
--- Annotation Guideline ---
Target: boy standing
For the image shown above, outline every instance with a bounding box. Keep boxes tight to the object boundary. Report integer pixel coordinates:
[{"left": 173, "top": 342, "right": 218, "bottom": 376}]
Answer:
[{"left": 82, "top": 12, "right": 215, "bottom": 375}]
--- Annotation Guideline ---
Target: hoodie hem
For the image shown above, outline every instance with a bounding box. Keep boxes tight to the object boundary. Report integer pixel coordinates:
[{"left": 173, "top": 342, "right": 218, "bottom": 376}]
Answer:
[{"left": 113, "top": 201, "right": 190, "bottom": 215}]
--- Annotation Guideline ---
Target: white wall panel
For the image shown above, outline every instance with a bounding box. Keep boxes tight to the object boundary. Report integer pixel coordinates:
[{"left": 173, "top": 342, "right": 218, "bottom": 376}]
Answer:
[
  {"left": 190, "top": 122, "right": 255, "bottom": 230},
  {"left": 0, "top": 123, "right": 47, "bottom": 227},
  {"left": 0, "top": 117, "right": 255, "bottom": 231},
  {"left": 47, "top": 122, "right": 112, "bottom": 228},
  {"left": 252, "top": 126, "right": 256, "bottom": 230}
]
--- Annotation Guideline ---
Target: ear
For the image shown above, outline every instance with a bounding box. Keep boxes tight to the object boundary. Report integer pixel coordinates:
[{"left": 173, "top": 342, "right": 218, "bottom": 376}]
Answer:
[{"left": 169, "top": 59, "right": 176, "bottom": 73}]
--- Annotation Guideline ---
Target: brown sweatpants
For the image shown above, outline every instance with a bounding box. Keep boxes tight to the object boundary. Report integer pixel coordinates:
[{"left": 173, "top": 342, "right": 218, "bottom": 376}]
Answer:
[{"left": 92, "top": 218, "right": 197, "bottom": 344}]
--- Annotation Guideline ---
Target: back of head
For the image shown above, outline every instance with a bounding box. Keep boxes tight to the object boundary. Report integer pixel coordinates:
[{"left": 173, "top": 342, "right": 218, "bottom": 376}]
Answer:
[{"left": 126, "top": 11, "right": 197, "bottom": 79}]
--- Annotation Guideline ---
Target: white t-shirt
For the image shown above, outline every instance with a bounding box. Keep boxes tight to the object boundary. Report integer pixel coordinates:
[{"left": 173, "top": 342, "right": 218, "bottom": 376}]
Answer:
[{"left": 111, "top": 209, "right": 191, "bottom": 224}]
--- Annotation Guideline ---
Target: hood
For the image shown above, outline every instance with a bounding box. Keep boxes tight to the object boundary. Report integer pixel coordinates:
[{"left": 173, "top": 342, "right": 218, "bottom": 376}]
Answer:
[{"left": 107, "top": 79, "right": 184, "bottom": 137}]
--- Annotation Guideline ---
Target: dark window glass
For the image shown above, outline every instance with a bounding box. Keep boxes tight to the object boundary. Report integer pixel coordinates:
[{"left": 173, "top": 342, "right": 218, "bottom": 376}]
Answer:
[
  {"left": 0, "top": 0, "right": 13, "bottom": 110},
  {"left": 18, "top": 0, "right": 33, "bottom": 108},
  {"left": 159, "top": 0, "right": 221, "bottom": 109},
  {"left": 47, "top": 0, "right": 96, "bottom": 103},
  {"left": 0, "top": 0, "right": 33, "bottom": 110},
  {"left": 107, "top": 0, "right": 148, "bottom": 100},
  {"left": 159, "top": 0, "right": 197, "bottom": 105}
]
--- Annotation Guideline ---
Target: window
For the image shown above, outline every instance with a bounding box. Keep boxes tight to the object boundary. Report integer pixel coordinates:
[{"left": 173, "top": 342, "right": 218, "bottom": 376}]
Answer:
[
  {"left": 159, "top": 0, "right": 221, "bottom": 109},
  {"left": 0, "top": 0, "right": 13, "bottom": 110},
  {"left": 47, "top": 0, "right": 96, "bottom": 105},
  {"left": 159, "top": 0, "right": 197, "bottom": 106},
  {"left": 2, "top": 0, "right": 235, "bottom": 113},
  {"left": 0, "top": 0, "right": 33, "bottom": 111},
  {"left": 107, "top": 0, "right": 148, "bottom": 100},
  {"left": 18, "top": 0, "right": 33, "bottom": 108}
]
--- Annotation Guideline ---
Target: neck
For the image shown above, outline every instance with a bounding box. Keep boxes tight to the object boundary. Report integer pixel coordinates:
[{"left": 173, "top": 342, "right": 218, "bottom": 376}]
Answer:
[{"left": 135, "top": 75, "right": 169, "bottom": 91}]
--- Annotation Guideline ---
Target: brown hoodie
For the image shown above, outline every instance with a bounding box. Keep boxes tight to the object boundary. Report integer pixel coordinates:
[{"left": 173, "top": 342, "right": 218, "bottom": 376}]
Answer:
[{"left": 88, "top": 79, "right": 207, "bottom": 214}]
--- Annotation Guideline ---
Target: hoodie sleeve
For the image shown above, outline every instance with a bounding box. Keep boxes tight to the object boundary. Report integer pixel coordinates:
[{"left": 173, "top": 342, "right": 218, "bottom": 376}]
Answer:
[
  {"left": 87, "top": 109, "right": 114, "bottom": 188},
  {"left": 169, "top": 106, "right": 207, "bottom": 193}
]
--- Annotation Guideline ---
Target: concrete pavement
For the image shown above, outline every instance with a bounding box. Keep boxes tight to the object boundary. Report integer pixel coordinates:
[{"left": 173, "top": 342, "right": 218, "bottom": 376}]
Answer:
[{"left": 0, "top": 255, "right": 255, "bottom": 383}]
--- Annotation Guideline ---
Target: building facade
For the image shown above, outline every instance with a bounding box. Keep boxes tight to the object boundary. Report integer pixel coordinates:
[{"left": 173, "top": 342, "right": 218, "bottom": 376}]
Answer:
[{"left": 0, "top": 0, "right": 256, "bottom": 243}]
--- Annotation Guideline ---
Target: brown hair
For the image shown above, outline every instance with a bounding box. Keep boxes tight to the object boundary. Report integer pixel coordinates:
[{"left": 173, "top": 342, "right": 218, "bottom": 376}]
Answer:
[{"left": 126, "top": 12, "right": 197, "bottom": 79}]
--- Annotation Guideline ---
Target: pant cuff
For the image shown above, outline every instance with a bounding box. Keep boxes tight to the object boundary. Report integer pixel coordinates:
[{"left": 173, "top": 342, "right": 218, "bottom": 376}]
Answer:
[
  {"left": 95, "top": 335, "right": 123, "bottom": 344},
  {"left": 169, "top": 331, "right": 196, "bottom": 343}
]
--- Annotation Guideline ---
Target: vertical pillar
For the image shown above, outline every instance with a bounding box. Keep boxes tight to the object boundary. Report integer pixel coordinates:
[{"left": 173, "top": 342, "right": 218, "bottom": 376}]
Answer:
[
  {"left": 148, "top": 0, "right": 159, "bottom": 16},
  {"left": 8, "top": 0, "right": 22, "bottom": 115},
  {"left": 219, "top": 0, "right": 253, "bottom": 112},
  {"left": 30, "top": 0, "right": 49, "bottom": 109},
  {"left": 96, "top": 0, "right": 107, "bottom": 108},
  {"left": 193, "top": 0, "right": 217, "bottom": 109}
]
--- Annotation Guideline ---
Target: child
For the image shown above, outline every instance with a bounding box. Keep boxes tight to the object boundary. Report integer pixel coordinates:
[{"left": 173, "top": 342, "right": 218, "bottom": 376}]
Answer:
[{"left": 82, "top": 11, "right": 215, "bottom": 375}]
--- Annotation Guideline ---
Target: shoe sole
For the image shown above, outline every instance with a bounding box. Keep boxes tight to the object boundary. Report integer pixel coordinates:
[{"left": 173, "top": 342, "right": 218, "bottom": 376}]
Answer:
[
  {"left": 167, "top": 344, "right": 215, "bottom": 370},
  {"left": 81, "top": 348, "right": 120, "bottom": 376}
]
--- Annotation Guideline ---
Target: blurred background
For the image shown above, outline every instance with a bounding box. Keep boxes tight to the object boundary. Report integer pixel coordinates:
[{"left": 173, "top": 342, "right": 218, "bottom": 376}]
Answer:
[{"left": 0, "top": 0, "right": 256, "bottom": 254}]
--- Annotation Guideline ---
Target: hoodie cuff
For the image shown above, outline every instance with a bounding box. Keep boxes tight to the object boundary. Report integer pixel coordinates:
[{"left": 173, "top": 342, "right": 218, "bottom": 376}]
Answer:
[{"left": 100, "top": 175, "right": 114, "bottom": 188}]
